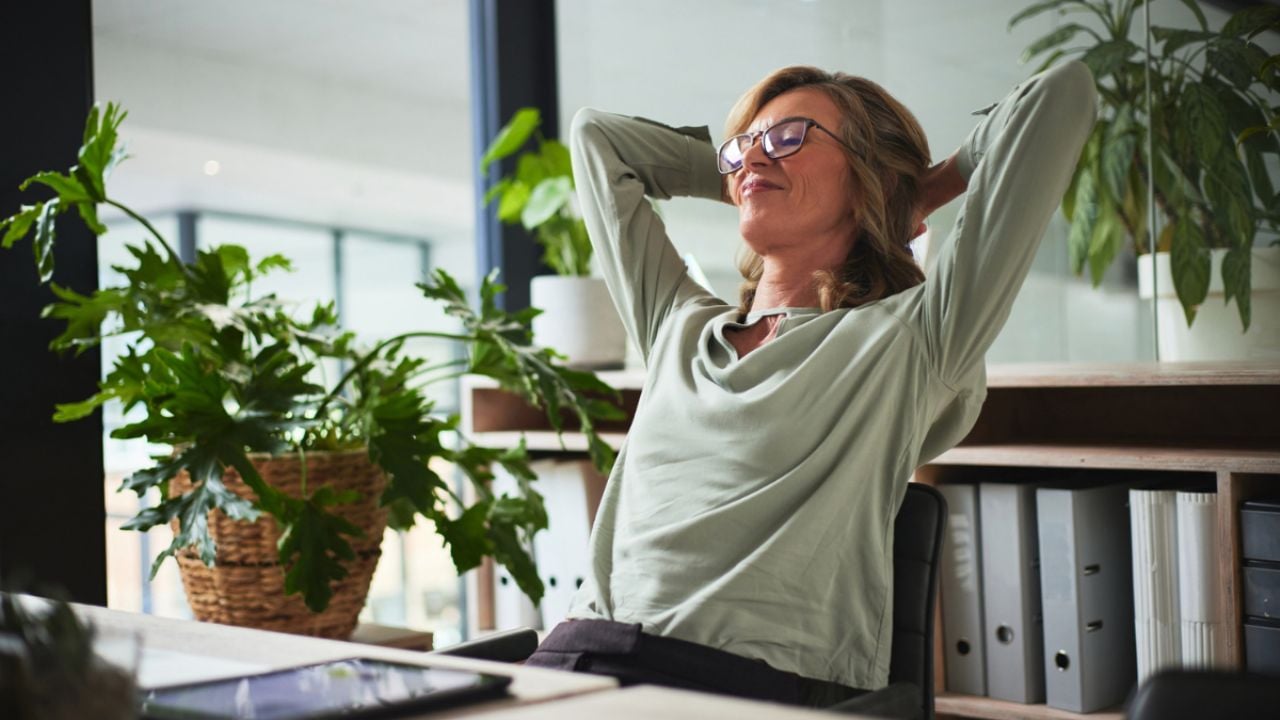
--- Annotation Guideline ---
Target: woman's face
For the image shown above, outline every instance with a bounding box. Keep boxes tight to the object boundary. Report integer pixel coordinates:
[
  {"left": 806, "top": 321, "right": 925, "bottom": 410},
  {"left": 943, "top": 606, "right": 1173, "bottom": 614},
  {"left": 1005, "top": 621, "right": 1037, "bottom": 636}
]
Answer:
[{"left": 728, "top": 87, "right": 858, "bottom": 259}]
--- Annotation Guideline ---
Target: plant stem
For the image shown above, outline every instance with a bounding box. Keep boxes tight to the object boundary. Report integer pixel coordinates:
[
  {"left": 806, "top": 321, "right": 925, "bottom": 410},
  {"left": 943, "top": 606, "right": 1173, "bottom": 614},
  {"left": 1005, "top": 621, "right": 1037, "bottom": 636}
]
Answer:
[
  {"left": 315, "top": 330, "right": 477, "bottom": 415},
  {"left": 105, "top": 199, "right": 190, "bottom": 274}
]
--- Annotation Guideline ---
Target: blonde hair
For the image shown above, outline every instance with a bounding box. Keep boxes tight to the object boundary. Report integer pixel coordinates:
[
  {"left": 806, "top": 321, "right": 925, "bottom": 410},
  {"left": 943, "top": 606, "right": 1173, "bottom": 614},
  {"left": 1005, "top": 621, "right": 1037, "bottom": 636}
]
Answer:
[{"left": 726, "top": 66, "right": 930, "bottom": 314}]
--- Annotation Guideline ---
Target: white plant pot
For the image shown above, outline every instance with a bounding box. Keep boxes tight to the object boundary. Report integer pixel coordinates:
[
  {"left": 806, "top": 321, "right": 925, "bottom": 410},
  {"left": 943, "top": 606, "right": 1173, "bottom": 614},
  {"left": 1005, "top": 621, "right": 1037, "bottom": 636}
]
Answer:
[
  {"left": 530, "top": 275, "right": 627, "bottom": 369},
  {"left": 1137, "top": 246, "right": 1280, "bottom": 362}
]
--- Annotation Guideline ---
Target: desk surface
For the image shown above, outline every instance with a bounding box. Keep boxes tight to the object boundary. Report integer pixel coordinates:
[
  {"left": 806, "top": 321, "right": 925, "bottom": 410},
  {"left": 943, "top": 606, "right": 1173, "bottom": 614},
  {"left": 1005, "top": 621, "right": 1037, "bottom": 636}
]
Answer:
[
  {"left": 74, "top": 602, "right": 615, "bottom": 717},
  {"left": 475, "top": 685, "right": 835, "bottom": 719}
]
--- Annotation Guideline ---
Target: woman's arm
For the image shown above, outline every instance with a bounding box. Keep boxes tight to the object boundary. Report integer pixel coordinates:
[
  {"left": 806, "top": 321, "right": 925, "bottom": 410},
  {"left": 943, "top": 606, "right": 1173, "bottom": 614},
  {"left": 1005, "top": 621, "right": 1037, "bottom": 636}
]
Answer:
[
  {"left": 910, "top": 60, "right": 1097, "bottom": 384},
  {"left": 570, "top": 109, "right": 722, "bottom": 362}
]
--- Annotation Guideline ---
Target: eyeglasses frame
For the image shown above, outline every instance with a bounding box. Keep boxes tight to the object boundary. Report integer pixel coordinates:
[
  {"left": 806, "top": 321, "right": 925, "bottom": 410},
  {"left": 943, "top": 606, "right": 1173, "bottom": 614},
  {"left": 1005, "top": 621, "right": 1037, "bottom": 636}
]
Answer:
[{"left": 716, "top": 116, "right": 860, "bottom": 175}]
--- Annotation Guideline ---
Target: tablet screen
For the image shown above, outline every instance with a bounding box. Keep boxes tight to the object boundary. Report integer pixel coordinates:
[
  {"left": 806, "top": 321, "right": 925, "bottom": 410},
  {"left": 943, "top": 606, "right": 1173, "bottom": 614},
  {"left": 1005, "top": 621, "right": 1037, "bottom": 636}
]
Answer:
[{"left": 138, "top": 658, "right": 511, "bottom": 719}]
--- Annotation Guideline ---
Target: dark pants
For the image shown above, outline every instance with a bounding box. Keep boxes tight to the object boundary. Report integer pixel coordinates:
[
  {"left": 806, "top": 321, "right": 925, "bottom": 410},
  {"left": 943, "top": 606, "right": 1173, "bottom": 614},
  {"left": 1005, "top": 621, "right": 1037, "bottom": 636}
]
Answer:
[{"left": 524, "top": 619, "right": 865, "bottom": 708}]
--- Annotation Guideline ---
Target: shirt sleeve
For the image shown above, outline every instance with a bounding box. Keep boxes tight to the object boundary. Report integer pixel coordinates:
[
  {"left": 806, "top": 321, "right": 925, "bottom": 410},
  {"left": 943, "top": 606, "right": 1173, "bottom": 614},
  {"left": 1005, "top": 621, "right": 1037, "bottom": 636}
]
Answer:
[
  {"left": 909, "top": 60, "right": 1097, "bottom": 386},
  {"left": 569, "top": 108, "right": 724, "bottom": 362}
]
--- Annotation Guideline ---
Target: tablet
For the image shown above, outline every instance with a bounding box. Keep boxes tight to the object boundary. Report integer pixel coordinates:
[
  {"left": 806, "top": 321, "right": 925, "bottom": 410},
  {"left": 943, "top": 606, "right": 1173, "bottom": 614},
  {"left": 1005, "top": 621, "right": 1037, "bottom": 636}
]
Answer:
[{"left": 137, "top": 657, "right": 513, "bottom": 719}]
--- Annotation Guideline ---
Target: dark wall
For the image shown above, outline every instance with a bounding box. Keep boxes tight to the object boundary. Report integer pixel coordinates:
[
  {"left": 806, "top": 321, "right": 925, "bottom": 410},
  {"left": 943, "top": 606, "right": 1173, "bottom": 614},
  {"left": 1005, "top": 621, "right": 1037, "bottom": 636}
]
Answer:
[
  {"left": 0, "top": 1, "right": 106, "bottom": 604},
  {"left": 470, "top": 0, "right": 559, "bottom": 311}
]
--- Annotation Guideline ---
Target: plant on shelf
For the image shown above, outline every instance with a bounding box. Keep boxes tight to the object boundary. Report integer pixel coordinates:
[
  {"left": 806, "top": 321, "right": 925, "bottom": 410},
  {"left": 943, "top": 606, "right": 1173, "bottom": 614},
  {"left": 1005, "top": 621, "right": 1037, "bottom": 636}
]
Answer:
[
  {"left": 0, "top": 103, "right": 622, "bottom": 628},
  {"left": 480, "top": 107, "right": 591, "bottom": 277},
  {"left": 1011, "top": 0, "right": 1279, "bottom": 328},
  {"left": 0, "top": 592, "right": 134, "bottom": 720}
]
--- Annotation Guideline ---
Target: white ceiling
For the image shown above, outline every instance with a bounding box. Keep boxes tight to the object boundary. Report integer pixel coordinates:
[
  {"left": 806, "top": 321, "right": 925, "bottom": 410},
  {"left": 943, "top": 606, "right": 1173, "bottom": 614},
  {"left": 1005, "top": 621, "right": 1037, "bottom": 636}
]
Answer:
[{"left": 92, "top": 0, "right": 471, "bottom": 106}]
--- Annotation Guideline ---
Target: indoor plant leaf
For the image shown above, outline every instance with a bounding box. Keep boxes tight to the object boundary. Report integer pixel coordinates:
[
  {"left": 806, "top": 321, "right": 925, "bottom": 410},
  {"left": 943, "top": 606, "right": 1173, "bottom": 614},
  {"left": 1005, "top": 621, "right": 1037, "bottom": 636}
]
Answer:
[
  {"left": 1007, "top": 0, "right": 1083, "bottom": 30},
  {"left": 1079, "top": 39, "right": 1139, "bottom": 78},
  {"left": 1221, "top": 244, "right": 1253, "bottom": 330},
  {"left": 1178, "top": 82, "right": 1230, "bottom": 168},
  {"left": 480, "top": 107, "right": 540, "bottom": 171},
  {"left": 1020, "top": 23, "right": 1089, "bottom": 64},
  {"left": 1170, "top": 219, "right": 1211, "bottom": 326},
  {"left": 521, "top": 177, "right": 574, "bottom": 231}
]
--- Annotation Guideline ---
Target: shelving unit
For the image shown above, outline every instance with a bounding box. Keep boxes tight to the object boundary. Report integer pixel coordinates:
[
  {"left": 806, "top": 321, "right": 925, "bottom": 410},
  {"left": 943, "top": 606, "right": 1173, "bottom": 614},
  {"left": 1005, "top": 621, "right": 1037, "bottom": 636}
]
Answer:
[{"left": 460, "top": 362, "right": 1280, "bottom": 720}]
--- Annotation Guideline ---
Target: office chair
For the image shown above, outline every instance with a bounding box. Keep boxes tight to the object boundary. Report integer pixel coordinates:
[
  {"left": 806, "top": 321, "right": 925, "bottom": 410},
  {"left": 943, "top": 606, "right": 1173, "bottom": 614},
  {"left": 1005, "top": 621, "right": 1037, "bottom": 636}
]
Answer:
[
  {"left": 434, "top": 483, "right": 947, "bottom": 720},
  {"left": 1126, "top": 669, "right": 1280, "bottom": 720}
]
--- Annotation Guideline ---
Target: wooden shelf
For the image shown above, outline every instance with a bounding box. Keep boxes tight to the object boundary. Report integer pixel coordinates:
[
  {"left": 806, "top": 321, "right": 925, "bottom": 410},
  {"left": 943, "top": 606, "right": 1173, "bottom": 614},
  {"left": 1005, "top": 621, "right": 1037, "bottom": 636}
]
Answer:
[
  {"left": 470, "top": 430, "right": 626, "bottom": 453},
  {"left": 936, "top": 693, "right": 1123, "bottom": 720},
  {"left": 933, "top": 444, "right": 1280, "bottom": 474},
  {"left": 984, "top": 361, "right": 1280, "bottom": 388}
]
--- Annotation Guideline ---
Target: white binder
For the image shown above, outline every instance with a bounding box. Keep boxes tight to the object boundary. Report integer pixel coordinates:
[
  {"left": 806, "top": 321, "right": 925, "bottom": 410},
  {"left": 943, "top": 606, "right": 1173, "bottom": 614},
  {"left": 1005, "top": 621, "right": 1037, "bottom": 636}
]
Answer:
[
  {"left": 1177, "top": 491, "right": 1221, "bottom": 668},
  {"left": 940, "top": 483, "right": 986, "bottom": 696},
  {"left": 1037, "top": 484, "right": 1136, "bottom": 713},
  {"left": 980, "top": 482, "right": 1045, "bottom": 703},
  {"left": 1129, "top": 489, "right": 1181, "bottom": 684},
  {"left": 531, "top": 459, "right": 596, "bottom": 630}
]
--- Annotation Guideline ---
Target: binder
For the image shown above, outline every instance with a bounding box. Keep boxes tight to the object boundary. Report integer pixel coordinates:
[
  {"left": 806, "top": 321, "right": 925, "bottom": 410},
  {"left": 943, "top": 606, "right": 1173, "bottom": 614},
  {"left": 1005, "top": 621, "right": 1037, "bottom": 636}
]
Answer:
[
  {"left": 939, "top": 483, "right": 986, "bottom": 696},
  {"left": 980, "top": 482, "right": 1044, "bottom": 703},
  {"left": 1129, "top": 489, "right": 1181, "bottom": 684},
  {"left": 1176, "top": 491, "right": 1221, "bottom": 668},
  {"left": 1036, "top": 485, "right": 1135, "bottom": 713}
]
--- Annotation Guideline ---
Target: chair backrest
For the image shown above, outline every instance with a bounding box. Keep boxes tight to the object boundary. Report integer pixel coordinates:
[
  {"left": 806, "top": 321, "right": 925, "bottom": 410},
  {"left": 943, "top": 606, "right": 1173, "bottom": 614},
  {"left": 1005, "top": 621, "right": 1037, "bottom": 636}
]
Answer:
[
  {"left": 889, "top": 482, "right": 947, "bottom": 720},
  {"left": 1127, "top": 669, "right": 1280, "bottom": 720}
]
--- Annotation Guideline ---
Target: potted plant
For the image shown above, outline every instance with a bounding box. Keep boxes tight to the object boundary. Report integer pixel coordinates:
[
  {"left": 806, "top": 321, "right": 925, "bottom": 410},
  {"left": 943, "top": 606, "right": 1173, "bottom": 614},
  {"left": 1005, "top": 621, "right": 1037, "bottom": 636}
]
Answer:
[
  {"left": 480, "top": 108, "right": 629, "bottom": 368},
  {"left": 0, "top": 592, "right": 135, "bottom": 720},
  {"left": 1, "top": 104, "right": 623, "bottom": 638},
  {"left": 1011, "top": 0, "right": 1280, "bottom": 360}
]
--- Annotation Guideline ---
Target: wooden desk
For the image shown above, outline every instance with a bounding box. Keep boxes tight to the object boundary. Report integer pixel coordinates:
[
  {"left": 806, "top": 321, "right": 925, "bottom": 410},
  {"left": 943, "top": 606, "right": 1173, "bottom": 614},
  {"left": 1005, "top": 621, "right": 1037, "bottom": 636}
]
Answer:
[
  {"left": 74, "top": 603, "right": 615, "bottom": 717},
  {"left": 474, "top": 685, "right": 840, "bottom": 719}
]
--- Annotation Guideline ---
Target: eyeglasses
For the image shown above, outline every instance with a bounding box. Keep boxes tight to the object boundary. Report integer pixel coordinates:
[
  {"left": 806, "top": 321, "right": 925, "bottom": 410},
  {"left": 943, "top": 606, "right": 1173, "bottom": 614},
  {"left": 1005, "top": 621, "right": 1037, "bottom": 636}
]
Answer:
[{"left": 716, "top": 116, "right": 857, "bottom": 175}]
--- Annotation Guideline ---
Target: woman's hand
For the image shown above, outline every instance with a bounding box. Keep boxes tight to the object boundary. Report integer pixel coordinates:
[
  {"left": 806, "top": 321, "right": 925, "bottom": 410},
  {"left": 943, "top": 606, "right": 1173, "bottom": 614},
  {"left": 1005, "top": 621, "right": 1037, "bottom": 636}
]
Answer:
[{"left": 912, "top": 152, "right": 968, "bottom": 238}]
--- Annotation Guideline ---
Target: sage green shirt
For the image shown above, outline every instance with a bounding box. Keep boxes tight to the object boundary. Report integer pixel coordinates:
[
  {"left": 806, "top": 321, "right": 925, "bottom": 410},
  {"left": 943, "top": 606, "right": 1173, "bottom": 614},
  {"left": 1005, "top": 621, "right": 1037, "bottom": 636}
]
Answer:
[{"left": 565, "top": 61, "right": 1096, "bottom": 690}]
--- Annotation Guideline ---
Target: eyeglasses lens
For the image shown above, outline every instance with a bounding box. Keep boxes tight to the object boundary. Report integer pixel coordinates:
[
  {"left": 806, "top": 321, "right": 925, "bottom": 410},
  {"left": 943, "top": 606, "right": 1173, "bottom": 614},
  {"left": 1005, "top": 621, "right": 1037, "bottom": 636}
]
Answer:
[
  {"left": 764, "top": 120, "right": 808, "bottom": 159},
  {"left": 718, "top": 119, "right": 812, "bottom": 174}
]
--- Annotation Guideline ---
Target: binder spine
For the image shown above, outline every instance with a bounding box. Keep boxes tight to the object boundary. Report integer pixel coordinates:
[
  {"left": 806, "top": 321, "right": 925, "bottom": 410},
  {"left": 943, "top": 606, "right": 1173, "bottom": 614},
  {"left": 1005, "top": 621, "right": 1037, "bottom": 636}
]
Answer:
[
  {"left": 940, "top": 484, "right": 986, "bottom": 696},
  {"left": 1129, "top": 490, "right": 1181, "bottom": 684},
  {"left": 1177, "top": 491, "right": 1221, "bottom": 669}
]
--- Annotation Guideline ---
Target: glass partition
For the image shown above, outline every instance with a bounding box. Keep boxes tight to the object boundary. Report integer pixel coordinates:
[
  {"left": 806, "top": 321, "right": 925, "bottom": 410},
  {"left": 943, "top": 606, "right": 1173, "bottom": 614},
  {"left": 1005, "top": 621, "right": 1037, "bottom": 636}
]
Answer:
[{"left": 557, "top": 0, "right": 1246, "bottom": 363}]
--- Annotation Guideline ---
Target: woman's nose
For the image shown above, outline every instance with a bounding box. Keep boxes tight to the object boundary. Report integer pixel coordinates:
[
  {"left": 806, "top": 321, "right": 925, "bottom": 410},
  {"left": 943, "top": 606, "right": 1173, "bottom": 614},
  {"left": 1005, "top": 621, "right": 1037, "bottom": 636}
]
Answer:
[{"left": 741, "top": 136, "right": 772, "bottom": 168}]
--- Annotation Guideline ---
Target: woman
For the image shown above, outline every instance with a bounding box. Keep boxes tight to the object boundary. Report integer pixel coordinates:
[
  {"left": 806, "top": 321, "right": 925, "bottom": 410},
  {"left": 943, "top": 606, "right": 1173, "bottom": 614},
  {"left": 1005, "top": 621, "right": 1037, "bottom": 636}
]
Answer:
[{"left": 524, "top": 61, "right": 1097, "bottom": 708}]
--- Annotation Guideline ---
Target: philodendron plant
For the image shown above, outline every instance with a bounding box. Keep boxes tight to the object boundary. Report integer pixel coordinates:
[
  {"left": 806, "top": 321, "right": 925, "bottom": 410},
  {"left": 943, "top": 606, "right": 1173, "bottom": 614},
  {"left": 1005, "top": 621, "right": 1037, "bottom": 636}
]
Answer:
[
  {"left": 1, "top": 103, "right": 623, "bottom": 612},
  {"left": 480, "top": 108, "right": 593, "bottom": 277},
  {"left": 1012, "top": 0, "right": 1280, "bottom": 328}
]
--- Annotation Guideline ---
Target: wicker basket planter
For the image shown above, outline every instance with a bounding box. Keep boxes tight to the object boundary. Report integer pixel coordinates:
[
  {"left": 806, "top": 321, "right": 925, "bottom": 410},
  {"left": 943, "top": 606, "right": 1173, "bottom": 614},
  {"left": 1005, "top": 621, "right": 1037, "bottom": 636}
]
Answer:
[{"left": 170, "top": 449, "right": 388, "bottom": 639}]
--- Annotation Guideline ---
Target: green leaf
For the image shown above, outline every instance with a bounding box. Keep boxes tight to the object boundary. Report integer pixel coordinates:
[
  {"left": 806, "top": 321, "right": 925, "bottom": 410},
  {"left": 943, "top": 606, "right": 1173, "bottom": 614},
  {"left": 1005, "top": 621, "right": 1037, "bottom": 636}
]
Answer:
[
  {"left": 1221, "top": 245, "right": 1252, "bottom": 330},
  {"left": 1179, "top": 83, "right": 1230, "bottom": 169},
  {"left": 1153, "top": 26, "right": 1214, "bottom": 56},
  {"left": 1176, "top": 0, "right": 1208, "bottom": 31},
  {"left": 1080, "top": 39, "right": 1139, "bottom": 78},
  {"left": 33, "top": 199, "right": 61, "bottom": 283},
  {"left": 1222, "top": 5, "right": 1280, "bottom": 39},
  {"left": 515, "top": 153, "right": 548, "bottom": 188},
  {"left": 1170, "top": 219, "right": 1211, "bottom": 326},
  {"left": 1068, "top": 167, "right": 1100, "bottom": 276},
  {"left": 1101, "top": 106, "right": 1137, "bottom": 206},
  {"left": 21, "top": 171, "right": 93, "bottom": 204},
  {"left": 277, "top": 487, "right": 362, "bottom": 612},
  {"left": 521, "top": 177, "right": 574, "bottom": 231},
  {"left": 1, "top": 203, "right": 43, "bottom": 249},
  {"left": 1203, "top": 151, "right": 1255, "bottom": 244},
  {"left": 540, "top": 139, "right": 573, "bottom": 180},
  {"left": 1008, "top": 0, "right": 1081, "bottom": 30},
  {"left": 1087, "top": 206, "right": 1124, "bottom": 287},
  {"left": 77, "top": 102, "right": 128, "bottom": 199},
  {"left": 1208, "top": 39, "right": 1266, "bottom": 90},
  {"left": 496, "top": 181, "right": 531, "bottom": 223},
  {"left": 480, "top": 108, "right": 540, "bottom": 171},
  {"left": 483, "top": 178, "right": 511, "bottom": 206},
  {"left": 1020, "top": 24, "right": 1088, "bottom": 64}
]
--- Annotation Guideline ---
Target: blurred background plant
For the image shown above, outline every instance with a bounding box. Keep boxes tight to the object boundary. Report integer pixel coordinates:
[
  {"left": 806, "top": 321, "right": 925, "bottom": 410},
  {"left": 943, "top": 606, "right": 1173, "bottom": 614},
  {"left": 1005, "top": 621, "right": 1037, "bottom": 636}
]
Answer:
[{"left": 1012, "top": 0, "right": 1279, "bottom": 328}]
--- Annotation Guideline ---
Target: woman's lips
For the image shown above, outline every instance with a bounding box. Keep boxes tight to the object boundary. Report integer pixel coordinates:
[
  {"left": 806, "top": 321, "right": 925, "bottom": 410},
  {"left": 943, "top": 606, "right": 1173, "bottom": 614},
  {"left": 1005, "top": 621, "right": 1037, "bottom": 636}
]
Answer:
[{"left": 740, "top": 178, "right": 782, "bottom": 198}]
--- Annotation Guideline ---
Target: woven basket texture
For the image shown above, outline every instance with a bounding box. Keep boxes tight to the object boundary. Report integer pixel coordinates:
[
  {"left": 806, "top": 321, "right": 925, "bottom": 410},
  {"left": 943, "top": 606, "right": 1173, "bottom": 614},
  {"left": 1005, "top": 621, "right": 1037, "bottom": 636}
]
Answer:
[{"left": 170, "top": 449, "right": 388, "bottom": 639}]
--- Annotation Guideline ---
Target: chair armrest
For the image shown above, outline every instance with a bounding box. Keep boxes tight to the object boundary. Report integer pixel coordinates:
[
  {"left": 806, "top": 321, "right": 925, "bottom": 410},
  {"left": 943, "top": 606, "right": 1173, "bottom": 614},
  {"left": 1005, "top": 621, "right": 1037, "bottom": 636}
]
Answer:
[
  {"left": 430, "top": 627, "right": 539, "bottom": 663},
  {"left": 827, "top": 682, "right": 921, "bottom": 719}
]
